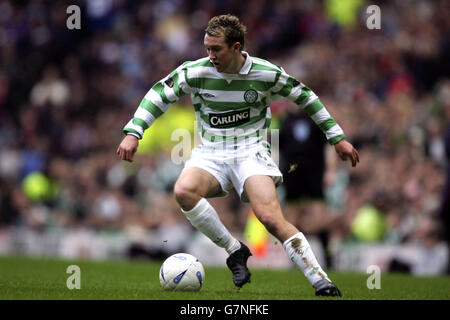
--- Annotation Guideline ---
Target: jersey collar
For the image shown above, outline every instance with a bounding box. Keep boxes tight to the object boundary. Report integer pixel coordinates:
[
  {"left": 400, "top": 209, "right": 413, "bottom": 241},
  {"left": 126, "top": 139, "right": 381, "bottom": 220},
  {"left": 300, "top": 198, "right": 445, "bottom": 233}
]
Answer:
[{"left": 238, "top": 51, "right": 252, "bottom": 75}]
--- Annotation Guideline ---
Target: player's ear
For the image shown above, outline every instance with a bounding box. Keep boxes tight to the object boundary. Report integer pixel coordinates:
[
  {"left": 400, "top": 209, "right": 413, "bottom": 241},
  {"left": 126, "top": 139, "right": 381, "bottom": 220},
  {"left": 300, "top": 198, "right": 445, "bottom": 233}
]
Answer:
[{"left": 233, "top": 42, "right": 241, "bottom": 52}]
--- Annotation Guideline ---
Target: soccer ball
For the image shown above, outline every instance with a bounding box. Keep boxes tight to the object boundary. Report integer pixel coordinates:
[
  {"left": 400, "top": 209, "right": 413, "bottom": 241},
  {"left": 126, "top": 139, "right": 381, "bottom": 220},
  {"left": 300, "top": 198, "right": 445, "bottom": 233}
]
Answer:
[{"left": 159, "top": 253, "right": 205, "bottom": 291}]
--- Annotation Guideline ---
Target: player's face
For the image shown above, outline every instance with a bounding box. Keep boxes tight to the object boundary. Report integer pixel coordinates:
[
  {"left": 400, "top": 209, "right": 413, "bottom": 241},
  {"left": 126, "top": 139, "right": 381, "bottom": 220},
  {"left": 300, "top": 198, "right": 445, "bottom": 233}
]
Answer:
[{"left": 204, "top": 33, "right": 240, "bottom": 73}]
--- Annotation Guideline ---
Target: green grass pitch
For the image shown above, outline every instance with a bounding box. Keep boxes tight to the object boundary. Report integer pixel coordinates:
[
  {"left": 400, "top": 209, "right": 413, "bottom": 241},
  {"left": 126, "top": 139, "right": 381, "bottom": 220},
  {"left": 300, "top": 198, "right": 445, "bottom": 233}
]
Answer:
[{"left": 0, "top": 255, "right": 449, "bottom": 300}]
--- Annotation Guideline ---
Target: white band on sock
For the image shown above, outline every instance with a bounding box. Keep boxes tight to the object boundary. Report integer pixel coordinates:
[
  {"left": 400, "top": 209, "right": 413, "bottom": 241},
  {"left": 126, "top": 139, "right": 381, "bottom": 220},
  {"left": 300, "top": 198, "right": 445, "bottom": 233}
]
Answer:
[
  {"left": 283, "top": 232, "right": 330, "bottom": 285},
  {"left": 282, "top": 232, "right": 303, "bottom": 251},
  {"left": 181, "top": 197, "right": 208, "bottom": 216}
]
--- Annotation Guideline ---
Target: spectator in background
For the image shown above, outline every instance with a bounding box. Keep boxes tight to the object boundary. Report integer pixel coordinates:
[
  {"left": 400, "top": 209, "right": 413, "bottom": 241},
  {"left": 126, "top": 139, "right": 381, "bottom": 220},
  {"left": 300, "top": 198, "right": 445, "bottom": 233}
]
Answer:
[
  {"left": 30, "top": 65, "right": 70, "bottom": 108},
  {"left": 351, "top": 190, "right": 389, "bottom": 244}
]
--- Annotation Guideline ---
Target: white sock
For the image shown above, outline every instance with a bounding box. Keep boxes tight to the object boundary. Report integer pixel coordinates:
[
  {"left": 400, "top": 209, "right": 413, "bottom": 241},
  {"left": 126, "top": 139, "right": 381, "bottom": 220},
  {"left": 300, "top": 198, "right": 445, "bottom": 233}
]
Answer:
[
  {"left": 283, "top": 232, "right": 330, "bottom": 286},
  {"left": 182, "top": 198, "right": 241, "bottom": 255}
]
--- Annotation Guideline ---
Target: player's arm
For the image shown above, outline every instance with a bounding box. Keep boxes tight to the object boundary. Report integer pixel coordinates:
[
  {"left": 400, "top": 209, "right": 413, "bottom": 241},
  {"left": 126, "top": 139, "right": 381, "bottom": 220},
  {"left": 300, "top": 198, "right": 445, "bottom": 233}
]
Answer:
[
  {"left": 270, "top": 70, "right": 359, "bottom": 167},
  {"left": 117, "top": 64, "right": 191, "bottom": 162}
]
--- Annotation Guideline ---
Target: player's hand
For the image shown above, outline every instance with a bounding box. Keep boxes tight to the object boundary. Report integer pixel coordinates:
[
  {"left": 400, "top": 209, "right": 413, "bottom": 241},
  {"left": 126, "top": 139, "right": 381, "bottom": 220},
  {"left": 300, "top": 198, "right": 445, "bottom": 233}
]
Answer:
[
  {"left": 334, "top": 139, "right": 359, "bottom": 167},
  {"left": 117, "top": 135, "right": 139, "bottom": 162}
]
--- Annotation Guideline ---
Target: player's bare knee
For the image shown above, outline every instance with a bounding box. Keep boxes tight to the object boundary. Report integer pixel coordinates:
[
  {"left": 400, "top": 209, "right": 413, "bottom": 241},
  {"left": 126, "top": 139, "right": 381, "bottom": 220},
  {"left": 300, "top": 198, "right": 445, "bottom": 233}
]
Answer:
[
  {"left": 256, "top": 212, "right": 282, "bottom": 234},
  {"left": 174, "top": 182, "right": 200, "bottom": 209}
]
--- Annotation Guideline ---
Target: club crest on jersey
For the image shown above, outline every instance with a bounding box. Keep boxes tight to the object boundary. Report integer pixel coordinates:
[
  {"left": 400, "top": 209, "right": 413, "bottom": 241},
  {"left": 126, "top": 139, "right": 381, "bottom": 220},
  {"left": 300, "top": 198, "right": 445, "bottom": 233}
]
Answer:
[
  {"left": 209, "top": 109, "right": 250, "bottom": 128},
  {"left": 244, "top": 89, "right": 258, "bottom": 104}
]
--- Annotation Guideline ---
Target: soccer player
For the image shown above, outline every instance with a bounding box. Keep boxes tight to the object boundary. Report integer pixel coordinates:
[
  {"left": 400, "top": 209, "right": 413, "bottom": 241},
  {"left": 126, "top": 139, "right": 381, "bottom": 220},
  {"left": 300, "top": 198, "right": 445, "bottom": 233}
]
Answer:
[{"left": 117, "top": 14, "right": 359, "bottom": 296}]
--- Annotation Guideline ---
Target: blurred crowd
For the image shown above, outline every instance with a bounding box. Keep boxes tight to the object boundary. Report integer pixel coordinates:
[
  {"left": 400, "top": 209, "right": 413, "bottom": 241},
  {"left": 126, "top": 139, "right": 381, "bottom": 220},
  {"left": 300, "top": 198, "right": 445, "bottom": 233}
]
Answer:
[{"left": 0, "top": 0, "right": 449, "bottom": 273}]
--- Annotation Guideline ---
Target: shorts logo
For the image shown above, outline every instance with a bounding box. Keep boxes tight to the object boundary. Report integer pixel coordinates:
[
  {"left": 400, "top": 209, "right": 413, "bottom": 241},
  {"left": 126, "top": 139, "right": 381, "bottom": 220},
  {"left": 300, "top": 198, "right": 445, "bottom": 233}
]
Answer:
[
  {"left": 244, "top": 89, "right": 258, "bottom": 104},
  {"left": 256, "top": 151, "right": 275, "bottom": 168},
  {"left": 209, "top": 109, "right": 250, "bottom": 128}
]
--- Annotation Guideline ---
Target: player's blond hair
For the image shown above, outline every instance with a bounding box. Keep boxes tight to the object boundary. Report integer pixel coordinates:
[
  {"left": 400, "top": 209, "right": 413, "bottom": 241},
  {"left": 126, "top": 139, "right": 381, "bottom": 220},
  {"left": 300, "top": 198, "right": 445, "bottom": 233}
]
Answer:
[{"left": 205, "top": 14, "right": 247, "bottom": 50}]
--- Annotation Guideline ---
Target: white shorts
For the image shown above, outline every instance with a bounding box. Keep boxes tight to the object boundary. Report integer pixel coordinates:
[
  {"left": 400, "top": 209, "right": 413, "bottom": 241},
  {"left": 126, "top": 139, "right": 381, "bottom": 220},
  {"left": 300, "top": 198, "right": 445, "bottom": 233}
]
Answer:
[{"left": 183, "top": 143, "right": 283, "bottom": 202}]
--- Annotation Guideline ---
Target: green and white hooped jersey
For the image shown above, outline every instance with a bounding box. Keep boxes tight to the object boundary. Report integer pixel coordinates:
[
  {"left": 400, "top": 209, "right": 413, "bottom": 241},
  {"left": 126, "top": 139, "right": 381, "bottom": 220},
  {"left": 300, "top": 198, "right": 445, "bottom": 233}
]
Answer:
[{"left": 123, "top": 51, "right": 345, "bottom": 151}]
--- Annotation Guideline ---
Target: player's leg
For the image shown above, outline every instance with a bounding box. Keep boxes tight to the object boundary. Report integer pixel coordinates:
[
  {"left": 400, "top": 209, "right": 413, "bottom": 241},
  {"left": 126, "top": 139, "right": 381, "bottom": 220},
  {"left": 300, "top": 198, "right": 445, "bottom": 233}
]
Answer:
[
  {"left": 243, "top": 175, "right": 341, "bottom": 296},
  {"left": 173, "top": 167, "right": 242, "bottom": 255},
  {"left": 174, "top": 166, "right": 250, "bottom": 287},
  {"left": 243, "top": 175, "right": 297, "bottom": 241},
  {"left": 174, "top": 166, "right": 223, "bottom": 211}
]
